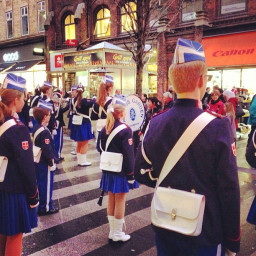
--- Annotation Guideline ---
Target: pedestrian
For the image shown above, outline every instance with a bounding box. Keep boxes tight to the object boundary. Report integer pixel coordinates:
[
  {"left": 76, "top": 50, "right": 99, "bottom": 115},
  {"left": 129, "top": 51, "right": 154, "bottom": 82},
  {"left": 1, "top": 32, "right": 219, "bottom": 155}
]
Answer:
[
  {"left": 97, "top": 96, "right": 139, "bottom": 242},
  {"left": 134, "top": 38, "right": 240, "bottom": 256},
  {"left": 141, "top": 93, "right": 148, "bottom": 111},
  {"left": 32, "top": 104, "right": 59, "bottom": 216},
  {"left": 70, "top": 85, "right": 94, "bottom": 166},
  {"left": 0, "top": 74, "right": 39, "bottom": 255},
  {"left": 208, "top": 89, "right": 225, "bottom": 115},
  {"left": 163, "top": 91, "right": 173, "bottom": 110},
  {"left": 224, "top": 102, "right": 236, "bottom": 142},
  {"left": 247, "top": 94, "right": 256, "bottom": 146},
  {"left": 139, "top": 96, "right": 161, "bottom": 135},
  {"left": 29, "top": 85, "right": 41, "bottom": 129}
]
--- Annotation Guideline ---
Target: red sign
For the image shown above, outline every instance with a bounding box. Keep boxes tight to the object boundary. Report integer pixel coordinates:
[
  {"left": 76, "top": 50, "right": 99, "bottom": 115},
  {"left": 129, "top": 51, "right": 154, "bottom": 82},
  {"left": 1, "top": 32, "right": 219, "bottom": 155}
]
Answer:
[
  {"left": 54, "top": 54, "right": 63, "bottom": 68},
  {"left": 67, "top": 39, "right": 78, "bottom": 47}
]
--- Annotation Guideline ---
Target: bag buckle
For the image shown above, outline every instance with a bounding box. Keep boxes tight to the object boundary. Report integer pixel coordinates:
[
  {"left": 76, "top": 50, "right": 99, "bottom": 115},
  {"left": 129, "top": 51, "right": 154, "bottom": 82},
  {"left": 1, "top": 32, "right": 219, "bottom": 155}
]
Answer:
[{"left": 171, "top": 209, "right": 176, "bottom": 220}]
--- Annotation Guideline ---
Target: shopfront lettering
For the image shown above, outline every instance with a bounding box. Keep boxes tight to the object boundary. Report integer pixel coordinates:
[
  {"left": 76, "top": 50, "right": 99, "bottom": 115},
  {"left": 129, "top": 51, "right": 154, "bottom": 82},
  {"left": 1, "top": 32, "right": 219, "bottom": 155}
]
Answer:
[
  {"left": 213, "top": 48, "right": 255, "bottom": 57},
  {"left": 105, "top": 52, "right": 135, "bottom": 66},
  {"left": 3, "top": 51, "right": 19, "bottom": 62}
]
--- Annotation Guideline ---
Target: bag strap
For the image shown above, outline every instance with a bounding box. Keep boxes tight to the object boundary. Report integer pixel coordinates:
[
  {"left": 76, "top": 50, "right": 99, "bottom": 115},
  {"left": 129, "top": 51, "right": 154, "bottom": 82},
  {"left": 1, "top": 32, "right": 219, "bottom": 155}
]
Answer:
[
  {"left": 103, "top": 124, "right": 127, "bottom": 151},
  {"left": 33, "top": 127, "right": 45, "bottom": 141},
  {"left": 156, "top": 112, "right": 216, "bottom": 187},
  {"left": 30, "top": 95, "right": 39, "bottom": 108},
  {"left": 252, "top": 129, "right": 256, "bottom": 150},
  {"left": 0, "top": 119, "right": 17, "bottom": 137},
  {"left": 73, "top": 98, "right": 91, "bottom": 120}
]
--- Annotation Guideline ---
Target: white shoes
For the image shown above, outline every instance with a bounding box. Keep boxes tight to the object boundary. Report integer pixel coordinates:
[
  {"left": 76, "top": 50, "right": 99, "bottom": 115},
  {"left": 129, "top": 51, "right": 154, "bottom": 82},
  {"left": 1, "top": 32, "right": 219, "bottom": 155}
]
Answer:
[
  {"left": 111, "top": 218, "right": 131, "bottom": 242},
  {"left": 107, "top": 216, "right": 114, "bottom": 240},
  {"left": 77, "top": 153, "right": 91, "bottom": 166}
]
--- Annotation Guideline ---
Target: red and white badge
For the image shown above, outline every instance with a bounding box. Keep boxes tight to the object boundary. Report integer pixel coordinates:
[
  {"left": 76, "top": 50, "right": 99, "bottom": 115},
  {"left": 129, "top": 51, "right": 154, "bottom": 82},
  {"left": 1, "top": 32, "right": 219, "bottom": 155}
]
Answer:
[
  {"left": 22, "top": 141, "right": 29, "bottom": 150},
  {"left": 128, "top": 138, "right": 133, "bottom": 145},
  {"left": 45, "top": 139, "right": 50, "bottom": 144},
  {"left": 231, "top": 142, "right": 236, "bottom": 156}
]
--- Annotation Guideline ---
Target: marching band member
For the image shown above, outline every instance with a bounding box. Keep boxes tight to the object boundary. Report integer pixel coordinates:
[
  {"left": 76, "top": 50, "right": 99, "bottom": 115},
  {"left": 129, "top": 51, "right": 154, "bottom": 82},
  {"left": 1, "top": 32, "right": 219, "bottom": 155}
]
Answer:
[
  {"left": 97, "top": 96, "right": 139, "bottom": 242},
  {"left": 70, "top": 85, "right": 94, "bottom": 166},
  {"left": 32, "top": 103, "right": 59, "bottom": 216},
  {"left": 40, "top": 81, "right": 57, "bottom": 135},
  {"left": 91, "top": 75, "right": 114, "bottom": 144},
  {"left": 52, "top": 91, "right": 69, "bottom": 161},
  {"left": 0, "top": 74, "right": 38, "bottom": 255}
]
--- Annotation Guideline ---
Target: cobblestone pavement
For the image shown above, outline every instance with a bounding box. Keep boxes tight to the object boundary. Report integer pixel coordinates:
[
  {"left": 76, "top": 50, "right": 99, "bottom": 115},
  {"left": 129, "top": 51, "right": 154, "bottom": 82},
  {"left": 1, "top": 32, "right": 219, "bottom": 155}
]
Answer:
[{"left": 22, "top": 132, "right": 256, "bottom": 256}]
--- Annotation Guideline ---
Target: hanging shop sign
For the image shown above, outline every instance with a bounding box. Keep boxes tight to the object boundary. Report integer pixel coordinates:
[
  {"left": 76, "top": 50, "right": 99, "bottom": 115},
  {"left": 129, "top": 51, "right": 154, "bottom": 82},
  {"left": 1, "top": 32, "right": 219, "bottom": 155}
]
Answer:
[
  {"left": 64, "top": 52, "right": 103, "bottom": 70},
  {"left": 202, "top": 32, "right": 256, "bottom": 67},
  {"left": 67, "top": 39, "right": 78, "bottom": 47},
  {"left": 105, "top": 52, "right": 135, "bottom": 67}
]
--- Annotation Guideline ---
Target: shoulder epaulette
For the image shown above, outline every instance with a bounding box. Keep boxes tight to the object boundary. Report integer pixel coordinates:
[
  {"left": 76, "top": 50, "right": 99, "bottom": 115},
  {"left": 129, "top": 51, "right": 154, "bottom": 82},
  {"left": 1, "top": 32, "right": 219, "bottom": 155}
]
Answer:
[
  {"left": 151, "top": 109, "right": 169, "bottom": 119},
  {"left": 205, "top": 109, "right": 222, "bottom": 119}
]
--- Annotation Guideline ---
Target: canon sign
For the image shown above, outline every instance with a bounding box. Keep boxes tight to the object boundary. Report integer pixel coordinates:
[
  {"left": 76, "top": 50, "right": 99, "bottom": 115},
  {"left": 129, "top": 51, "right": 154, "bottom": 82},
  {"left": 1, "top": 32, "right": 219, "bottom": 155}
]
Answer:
[
  {"left": 213, "top": 48, "right": 255, "bottom": 57},
  {"left": 3, "top": 51, "right": 19, "bottom": 62}
]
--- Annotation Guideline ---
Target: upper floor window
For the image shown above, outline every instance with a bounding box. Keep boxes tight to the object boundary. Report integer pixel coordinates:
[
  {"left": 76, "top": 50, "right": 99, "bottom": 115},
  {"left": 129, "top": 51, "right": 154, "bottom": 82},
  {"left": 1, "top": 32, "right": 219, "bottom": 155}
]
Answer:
[
  {"left": 221, "top": 0, "right": 246, "bottom": 15},
  {"left": 6, "top": 11, "right": 13, "bottom": 39},
  {"left": 182, "top": 0, "right": 202, "bottom": 22},
  {"left": 94, "top": 8, "right": 110, "bottom": 38},
  {"left": 38, "top": 1, "right": 46, "bottom": 32},
  {"left": 21, "top": 6, "right": 29, "bottom": 35},
  {"left": 121, "top": 1, "right": 137, "bottom": 32},
  {"left": 64, "top": 14, "right": 76, "bottom": 41}
]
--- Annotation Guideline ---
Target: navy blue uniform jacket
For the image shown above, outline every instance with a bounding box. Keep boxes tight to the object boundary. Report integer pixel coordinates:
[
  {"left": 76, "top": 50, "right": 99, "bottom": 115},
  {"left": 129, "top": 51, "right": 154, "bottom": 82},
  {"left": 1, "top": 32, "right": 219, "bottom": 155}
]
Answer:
[
  {"left": 91, "top": 98, "right": 112, "bottom": 120},
  {"left": 134, "top": 99, "right": 240, "bottom": 252},
  {"left": 0, "top": 117, "right": 37, "bottom": 198},
  {"left": 33, "top": 124, "right": 57, "bottom": 165},
  {"left": 98, "top": 120, "right": 134, "bottom": 178},
  {"left": 72, "top": 97, "right": 94, "bottom": 123}
]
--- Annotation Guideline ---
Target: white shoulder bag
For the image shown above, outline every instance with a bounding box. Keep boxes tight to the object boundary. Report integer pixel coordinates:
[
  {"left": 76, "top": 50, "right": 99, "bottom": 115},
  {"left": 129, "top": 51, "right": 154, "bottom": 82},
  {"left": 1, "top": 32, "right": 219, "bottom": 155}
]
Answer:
[
  {"left": 0, "top": 119, "right": 17, "bottom": 182},
  {"left": 100, "top": 124, "right": 127, "bottom": 172},
  {"left": 72, "top": 99, "right": 91, "bottom": 125},
  {"left": 150, "top": 112, "right": 216, "bottom": 236},
  {"left": 33, "top": 127, "right": 45, "bottom": 163}
]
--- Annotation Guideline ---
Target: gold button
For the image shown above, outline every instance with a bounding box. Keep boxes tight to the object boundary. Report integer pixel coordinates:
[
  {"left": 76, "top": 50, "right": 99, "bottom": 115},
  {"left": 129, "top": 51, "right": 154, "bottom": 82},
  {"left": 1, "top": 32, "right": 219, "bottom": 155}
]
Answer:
[{"left": 191, "top": 189, "right": 196, "bottom": 193}]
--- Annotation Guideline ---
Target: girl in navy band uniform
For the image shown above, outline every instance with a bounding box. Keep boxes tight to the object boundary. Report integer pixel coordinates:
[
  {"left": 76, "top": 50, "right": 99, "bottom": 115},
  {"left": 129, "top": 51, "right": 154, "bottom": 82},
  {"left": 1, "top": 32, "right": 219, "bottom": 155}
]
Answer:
[
  {"left": 91, "top": 75, "right": 113, "bottom": 147},
  {"left": 70, "top": 86, "right": 94, "bottom": 166},
  {"left": 0, "top": 74, "right": 38, "bottom": 256},
  {"left": 32, "top": 106, "right": 59, "bottom": 216},
  {"left": 97, "top": 96, "right": 139, "bottom": 242}
]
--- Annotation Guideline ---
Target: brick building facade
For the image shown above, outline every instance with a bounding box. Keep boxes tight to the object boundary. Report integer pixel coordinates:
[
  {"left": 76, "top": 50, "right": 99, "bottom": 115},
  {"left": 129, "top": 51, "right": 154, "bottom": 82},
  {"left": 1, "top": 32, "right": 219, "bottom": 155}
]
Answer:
[{"left": 0, "top": 0, "right": 48, "bottom": 92}]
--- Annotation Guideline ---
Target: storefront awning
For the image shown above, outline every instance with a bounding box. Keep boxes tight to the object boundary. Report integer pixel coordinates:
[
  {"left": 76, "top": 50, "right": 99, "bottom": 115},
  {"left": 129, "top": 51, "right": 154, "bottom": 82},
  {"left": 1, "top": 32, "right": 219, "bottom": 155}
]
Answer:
[
  {"left": 7, "top": 60, "right": 42, "bottom": 72},
  {"left": 0, "top": 63, "right": 14, "bottom": 72},
  {"left": 202, "top": 31, "right": 256, "bottom": 67}
]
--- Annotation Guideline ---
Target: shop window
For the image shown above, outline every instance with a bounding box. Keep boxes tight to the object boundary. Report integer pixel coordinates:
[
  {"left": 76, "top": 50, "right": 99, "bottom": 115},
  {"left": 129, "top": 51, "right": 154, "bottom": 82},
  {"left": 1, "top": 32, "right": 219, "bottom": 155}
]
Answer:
[
  {"left": 121, "top": 2, "right": 137, "bottom": 33},
  {"left": 6, "top": 11, "right": 13, "bottom": 39},
  {"left": 21, "top": 6, "right": 29, "bottom": 35},
  {"left": 182, "top": 0, "right": 203, "bottom": 22},
  {"left": 38, "top": 1, "right": 46, "bottom": 32},
  {"left": 64, "top": 14, "right": 76, "bottom": 41},
  {"left": 94, "top": 8, "right": 110, "bottom": 38},
  {"left": 222, "top": 69, "right": 241, "bottom": 90},
  {"left": 221, "top": 0, "right": 246, "bottom": 15}
]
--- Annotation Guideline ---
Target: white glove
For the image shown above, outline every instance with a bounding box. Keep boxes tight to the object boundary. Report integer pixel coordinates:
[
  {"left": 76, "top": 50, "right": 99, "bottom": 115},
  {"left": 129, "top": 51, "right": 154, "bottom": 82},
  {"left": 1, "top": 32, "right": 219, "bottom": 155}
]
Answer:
[
  {"left": 52, "top": 129, "right": 57, "bottom": 136},
  {"left": 128, "top": 180, "right": 135, "bottom": 184},
  {"left": 225, "top": 249, "right": 236, "bottom": 256},
  {"left": 28, "top": 121, "right": 33, "bottom": 128}
]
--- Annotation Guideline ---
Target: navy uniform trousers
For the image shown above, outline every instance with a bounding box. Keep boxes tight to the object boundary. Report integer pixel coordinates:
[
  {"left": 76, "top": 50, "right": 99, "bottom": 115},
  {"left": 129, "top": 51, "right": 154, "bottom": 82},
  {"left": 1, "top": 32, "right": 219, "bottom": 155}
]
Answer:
[{"left": 36, "top": 162, "right": 54, "bottom": 212}]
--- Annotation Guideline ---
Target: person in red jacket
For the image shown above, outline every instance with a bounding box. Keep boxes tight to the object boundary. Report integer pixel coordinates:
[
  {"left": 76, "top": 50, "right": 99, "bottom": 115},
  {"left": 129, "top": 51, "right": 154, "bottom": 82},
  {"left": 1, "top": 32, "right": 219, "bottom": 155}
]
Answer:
[
  {"left": 223, "top": 89, "right": 239, "bottom": 129},
  {"left": 208, "top": 89, "right": 225, "bottom": 115}
]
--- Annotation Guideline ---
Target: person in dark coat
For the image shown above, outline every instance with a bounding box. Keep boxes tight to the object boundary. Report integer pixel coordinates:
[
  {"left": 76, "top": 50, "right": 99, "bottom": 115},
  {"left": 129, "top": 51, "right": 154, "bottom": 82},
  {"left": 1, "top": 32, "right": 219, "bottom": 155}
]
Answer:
[
  {"left": 97, "top": 96, "right": 139, "bottom": 242},
  {"left": 0, "top": 74, "right": 38, "bottom": 255},
  {"left": 163, "top": 91, "right": 174, "bottom": 110},
  {"left": 134, "top": 38, "right": 240, "bottom": 256}
]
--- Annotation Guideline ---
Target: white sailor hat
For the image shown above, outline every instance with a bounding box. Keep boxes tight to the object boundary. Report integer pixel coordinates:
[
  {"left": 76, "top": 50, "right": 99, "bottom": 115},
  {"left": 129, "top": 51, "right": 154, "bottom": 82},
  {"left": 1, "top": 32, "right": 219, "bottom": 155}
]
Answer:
[
  {"left": 2, "top": 73, "right": 26, "bottom": 93},
  {"left": 43, "top": 81, "right": 52, "bottom": 88},
  {"left": 113, "top": 95, "right": 126, "bottom": 106},
  {"left": 173, "top": 38, "right": 205, "bottom": 64},
  {"left": 38, "top": 99, "right": 53, "bottom": 112},
  {"left": 102, "top": 75, "right": 114, "bottom": 84}
]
